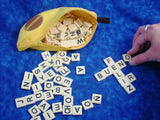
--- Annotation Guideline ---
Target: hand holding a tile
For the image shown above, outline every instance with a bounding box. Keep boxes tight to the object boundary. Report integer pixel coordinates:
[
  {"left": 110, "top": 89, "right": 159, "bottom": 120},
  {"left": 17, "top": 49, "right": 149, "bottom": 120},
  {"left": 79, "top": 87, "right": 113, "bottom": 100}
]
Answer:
[{"left": 127, "top": 23, "right": 160, "bottom": 65}]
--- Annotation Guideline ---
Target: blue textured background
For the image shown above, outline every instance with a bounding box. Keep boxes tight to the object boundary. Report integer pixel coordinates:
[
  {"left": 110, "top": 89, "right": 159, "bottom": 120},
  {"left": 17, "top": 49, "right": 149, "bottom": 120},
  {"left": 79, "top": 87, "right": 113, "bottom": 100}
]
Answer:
[{"left": 1, "top": 0, "right": 160, "bottom": 120}]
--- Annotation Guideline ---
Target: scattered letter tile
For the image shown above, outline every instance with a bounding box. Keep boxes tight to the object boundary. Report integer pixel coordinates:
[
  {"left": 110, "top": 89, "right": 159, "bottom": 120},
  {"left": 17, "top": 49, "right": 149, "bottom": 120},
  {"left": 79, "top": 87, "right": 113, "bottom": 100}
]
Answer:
[
  {"left": 28, "top": 105, "right": 41, "bottom": 118},
  {"left": 76, "top": 66, "right": 85, "bottom": 75},
  {"left": 81, "top": 99, "right": 94, "bottom": 110},
  {"left": 52, "top": 102, "right": 63, "bottom": 113},
  {"left": 92, "top": 94, "right": 102, "bottom": 104}
]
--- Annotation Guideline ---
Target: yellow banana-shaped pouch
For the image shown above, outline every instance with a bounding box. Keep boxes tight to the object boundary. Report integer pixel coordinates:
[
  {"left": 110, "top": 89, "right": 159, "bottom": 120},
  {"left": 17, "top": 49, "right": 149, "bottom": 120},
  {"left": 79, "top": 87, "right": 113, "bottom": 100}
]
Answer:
[{"left": 17, "top": 7, "right": 109, "bottom": 51}]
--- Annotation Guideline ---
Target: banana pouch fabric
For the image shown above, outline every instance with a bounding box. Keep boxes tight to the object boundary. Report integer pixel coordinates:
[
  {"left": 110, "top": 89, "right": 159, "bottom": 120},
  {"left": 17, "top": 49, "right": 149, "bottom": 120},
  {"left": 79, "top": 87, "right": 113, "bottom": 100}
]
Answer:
[{"left": 17, "top": 7, "right": 98, "bottom": 51}]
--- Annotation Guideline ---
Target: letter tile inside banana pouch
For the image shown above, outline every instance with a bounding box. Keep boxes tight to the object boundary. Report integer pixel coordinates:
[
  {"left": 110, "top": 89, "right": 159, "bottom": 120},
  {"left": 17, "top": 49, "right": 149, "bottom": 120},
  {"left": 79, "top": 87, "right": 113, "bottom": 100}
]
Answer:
[{"left": 17, "top": 7, "right": 98, "bottom": 51}]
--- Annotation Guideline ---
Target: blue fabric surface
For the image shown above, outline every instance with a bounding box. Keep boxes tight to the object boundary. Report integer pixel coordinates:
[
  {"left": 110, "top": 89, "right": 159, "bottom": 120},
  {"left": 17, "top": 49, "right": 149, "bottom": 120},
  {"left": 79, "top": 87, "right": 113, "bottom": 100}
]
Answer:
[{"left": 1, "top": 0, "right": 160, "bottom": 120}]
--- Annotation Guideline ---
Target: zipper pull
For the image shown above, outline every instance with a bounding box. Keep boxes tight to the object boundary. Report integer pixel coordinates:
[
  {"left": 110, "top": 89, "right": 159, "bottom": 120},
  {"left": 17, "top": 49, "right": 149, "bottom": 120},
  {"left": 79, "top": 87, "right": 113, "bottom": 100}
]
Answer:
[{"left": 97, "top": 17, "right": 110, "bottom": 24}]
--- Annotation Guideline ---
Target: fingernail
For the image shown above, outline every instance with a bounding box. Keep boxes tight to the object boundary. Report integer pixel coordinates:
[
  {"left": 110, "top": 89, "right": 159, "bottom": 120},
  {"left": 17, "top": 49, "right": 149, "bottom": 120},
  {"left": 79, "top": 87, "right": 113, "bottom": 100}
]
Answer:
[
  {"left": 129, "top": 59, "right": 136, "bottom": 66},
  {"left": 127, "top": 48, "right": 133, "bottom": 54}
]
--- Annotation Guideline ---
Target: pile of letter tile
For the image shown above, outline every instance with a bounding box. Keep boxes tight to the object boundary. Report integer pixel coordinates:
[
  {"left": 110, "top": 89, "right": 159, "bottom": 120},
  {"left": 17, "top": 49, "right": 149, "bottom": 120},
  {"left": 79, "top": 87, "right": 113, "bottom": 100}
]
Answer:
[
  {"left": 42, "top": 13, "right": 93, "bottom": 47},
  {"left": 15, "top": 51, "right": 102, "bottom": 120}
]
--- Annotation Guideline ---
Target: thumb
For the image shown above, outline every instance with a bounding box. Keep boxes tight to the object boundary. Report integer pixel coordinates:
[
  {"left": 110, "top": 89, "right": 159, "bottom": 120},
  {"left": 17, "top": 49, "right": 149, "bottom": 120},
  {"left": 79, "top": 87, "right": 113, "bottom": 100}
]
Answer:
[{"left": 129, "top": 49, "right": 152, "bottom": 66}]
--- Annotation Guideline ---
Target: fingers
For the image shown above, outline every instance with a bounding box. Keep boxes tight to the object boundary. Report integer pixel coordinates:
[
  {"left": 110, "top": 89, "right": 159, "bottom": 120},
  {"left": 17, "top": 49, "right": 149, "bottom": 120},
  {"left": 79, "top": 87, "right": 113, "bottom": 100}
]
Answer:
[
  {"left": 127, "top": 30, "right": 151, "bottom": 55},
  {"left": 129, "top": 49, "right": 152, "bottom": 66},
  {"left": 132, "top": 26, "right": 145, "bottom": 46}
]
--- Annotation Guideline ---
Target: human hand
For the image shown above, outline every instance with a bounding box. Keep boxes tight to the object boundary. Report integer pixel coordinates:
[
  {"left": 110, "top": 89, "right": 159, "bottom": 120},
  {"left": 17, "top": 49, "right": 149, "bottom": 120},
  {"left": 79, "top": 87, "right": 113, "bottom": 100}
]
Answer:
[{"left": 127, "top": 23, "right": 160, "bottom": 65}]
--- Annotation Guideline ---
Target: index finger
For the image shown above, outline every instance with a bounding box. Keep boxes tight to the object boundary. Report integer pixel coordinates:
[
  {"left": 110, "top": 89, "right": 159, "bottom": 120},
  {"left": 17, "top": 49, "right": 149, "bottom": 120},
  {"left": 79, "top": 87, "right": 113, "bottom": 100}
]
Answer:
[
  {"left": 132, "top": 25, "right": 146, "bottom": 46},
  {"left": 128, "top": 30, "right": 151, "bottom": 55}
]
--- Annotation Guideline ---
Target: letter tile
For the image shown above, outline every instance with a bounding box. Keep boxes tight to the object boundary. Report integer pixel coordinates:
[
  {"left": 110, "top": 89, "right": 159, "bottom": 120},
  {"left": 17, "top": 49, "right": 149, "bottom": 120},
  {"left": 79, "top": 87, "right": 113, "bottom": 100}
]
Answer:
[
  {"left": 30, "top": 116, "right": 41, "bottom": 120},
  {"left": 63, "top": 18, "right": 73, "bottom": 25},
  {"left": 68, "top": 24, "right": 78, "bottom": 32},
  {"left": 58, "top": 24, "right": 67, "bottom": 32},
  {"left": 23, "top": 72, "right": 34, "bottom": 81},
  {"left": 53, "top": 59, "right": 63, "bottom": 67},
  {"left": 94, "top": 71, "right": 106, "bottom": 82},
  {"left": 63, "top": 30, "right": 69, "bottom": 40},
  {"left": 59, "top": 66, "right": 71, "bottom": 76},
  {"left": 50, "top": 26, "right": 59, "bottom": 34},
  {"left": 72, "top": 105, "right": 82, "bottom": 115},
  {"left": 60, "top": 39, "right": 77, "bottom": 47},
  {"left": 32, "top": 82, "right": 42, "bottom": 93},
  {"left": 102, "top": 67, "right": 113, "bottom": 78},
  {"left": 63, "top": 96, "right": 73, "bottom": 105},
  {"left": 21, "top": 80, "right": 32, "bottom": 90},
  {"left": 84, "top": 21, "right": 92, "bottom": 28},
  {"left": 75, "top": 18, "right": 83, "bottom": 27},
  {"left": 43, "top": 109, "right": 55, "bottom": 120},
  {"left": 104, "top": 57, "right": 115, "bottom": 66},
  {"left": 53, "top": 74, "right": 63, "bottom": 85},
  {"left": 76, "top": 29, "right": 82, "bottom": 36},
  {"left": 57, "top": 51, "right": 67, "bottom": 59},
  {"left": 69, "top": 31, "right": 78, "bottom": 39},
  {"left": 44, "top": 81, "right": 54, "bottom": 91},
  {"left": 123, "top": 83, "right": 136, "bottom": 94},
  {"left": 53, "top": 86, "right": 63, "bottom": 95},
  {"left": 43, "top": 91, "right": 54, "bottom": 101},
  {"left": 38, "top": 100, "right": 51, "bottom": 112},
  {"left": 32, "top": 67, "right": 43, "bottom": 77},
  {"left": 53, "top": 66, "right": 63, "bottom": 72},
  {"left": 41, "top": 51, "right": 51, "bottom": 61},
  {"left": 92, "top": 94, "right": 102, "bottom": 104},
  {"left": 122, "top": 54, "right": 131, "bottom": 62},
  {"left": 45, "top": 69, "right": 56, "bottom": 80},
  {"left": 71, "top": 53, "right": 80, "bottom": 61},
  {"left": 76, "top": 37, "right": 85, "bottom": 45},
  {"left": 61, "top": 77, "right": 73, "bottom": 87},
  {"left": 117, "top": 77, "right": 130, "bottom": 87},
  {"left": 62, "top": 87, "right": 72, "bottom": 96},
  {"left": 21, "top": 72, "right": 33, "bottom": 90},
  {"left": 52, "top": 52, "right": 58, "bottom": 59},
  {"left": 28, "top": 105, "right": 41, "bottom": 118},
  {"left": 113, "top": 70, "right": 125, "bottom": 80},
  {"left": 35, "top": 73, "right": 48, "bottom": 84},
  {"left": 76, "top": 66, "right": 85, "bottom": 75},
  {"left": 52, "top": 102, "right": 63, "bottom": 113},
  {"left": 15, "top": 97, "right": 26, "bottom": 108},
  {"left": 110, "top": 64, "right": 119, "bottom": 71},
  {"left": 81, "top": 99, "right": 94, "bottom": 110},
  {"left": 38, "top": 61, "right": 50, "bottom": 71},
  {"left": 62, "top": 56, "right": 71, "bottom": 65},
  {"left": 116, "top": 60, "right": 127, "bottom": 69},
  {"left": 25, "top": 94, "right": 36, "bottom": 105},
  {"left": 34, "top": 91, "right": 44, "bottom": 102},
  {"left": 62, "top": 105, "right": 73, "bottom": 115},
  {"left": 46, "top": 57, "right": 54, "bottom": 67},
  {"left": 125, "top": 73, "right": 136, "bottom": 83}
]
